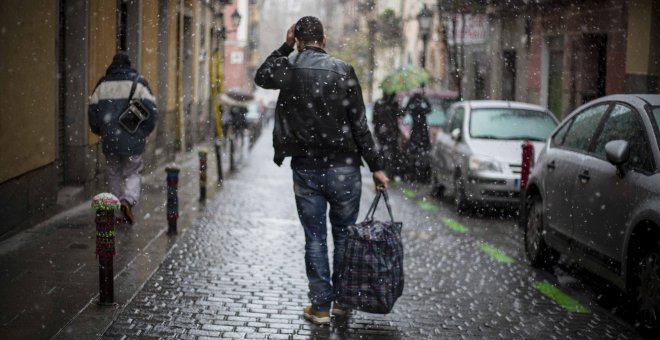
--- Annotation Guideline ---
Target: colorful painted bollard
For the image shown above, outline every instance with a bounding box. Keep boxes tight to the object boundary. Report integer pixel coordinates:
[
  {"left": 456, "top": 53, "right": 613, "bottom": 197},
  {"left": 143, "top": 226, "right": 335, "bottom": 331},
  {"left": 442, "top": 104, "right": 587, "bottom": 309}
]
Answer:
[
  {"left": 166, "top": 167, "right": 180, "bottom": 235},
  {"left": 520, "top": 141, "right": 535, "bottom": 191},
  {"left": 91, "top": 193, "right": 120, "bottom": 306}
]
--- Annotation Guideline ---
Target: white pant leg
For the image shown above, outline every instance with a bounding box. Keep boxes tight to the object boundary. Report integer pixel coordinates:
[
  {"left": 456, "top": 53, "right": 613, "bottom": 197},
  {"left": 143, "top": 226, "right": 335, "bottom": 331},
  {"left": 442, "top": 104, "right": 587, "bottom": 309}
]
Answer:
[
  {"left": 105, "top": 154, "right": 124, "bottom": 199},
  {"left": 122, "top": 155, "right": 144, "bottom": 206}
]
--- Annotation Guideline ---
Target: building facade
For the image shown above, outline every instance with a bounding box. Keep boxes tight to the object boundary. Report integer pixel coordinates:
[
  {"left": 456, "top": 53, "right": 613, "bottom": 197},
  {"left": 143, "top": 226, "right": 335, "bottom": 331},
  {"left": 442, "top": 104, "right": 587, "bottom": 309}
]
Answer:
[
  {"left": 222, "top": 0, "right": 250, "bottom": 92},
  {"left": 436, "top": 0, "right": 658, "bottom": 118}
]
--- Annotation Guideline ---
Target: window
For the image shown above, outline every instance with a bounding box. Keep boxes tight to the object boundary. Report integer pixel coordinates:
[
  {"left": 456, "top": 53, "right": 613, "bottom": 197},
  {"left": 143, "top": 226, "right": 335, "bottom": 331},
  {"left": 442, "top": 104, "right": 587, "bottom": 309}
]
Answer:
[
  {"left": 561, "top": 104, "right": 609, "bottom": 152},
  {"left": 593, "top": 104, "right": 654, "bottom": 172},
  {"left": 652, "top": 107, "right": 660, "bottom": 126},
  {"left": 469, "top": 108, "right": 557, "bottom": 141},
  {"left": 401, "top": 97, "right": 452, "bottom": 127},
  {"left": 551, "top": 118, "right": 572, "bottom": 146},
  {"left": 449, "top": 107, "right": 465, "bottom": 133},
  {"left": 502, "top": 50, "right": 516, "bottom": 101},
  {"left": 652, "top": 107, "right": 660, "bottom": 150}
]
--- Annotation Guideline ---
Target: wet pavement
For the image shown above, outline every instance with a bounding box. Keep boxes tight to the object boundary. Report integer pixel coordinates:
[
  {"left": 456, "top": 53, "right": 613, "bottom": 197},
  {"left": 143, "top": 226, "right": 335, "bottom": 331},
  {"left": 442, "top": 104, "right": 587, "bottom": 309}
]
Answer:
[{"left": 98, "top": 130, "right": 644, "bottom": 339}]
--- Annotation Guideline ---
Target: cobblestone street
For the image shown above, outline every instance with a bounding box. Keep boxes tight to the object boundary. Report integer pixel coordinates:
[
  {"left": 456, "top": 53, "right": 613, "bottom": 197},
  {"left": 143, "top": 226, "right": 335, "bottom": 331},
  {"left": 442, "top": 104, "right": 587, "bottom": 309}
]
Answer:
[
  {"left": 104, "top": 133, "right": 644, "bottom": 339},
  {"left": 1, "top": 1, "right": 659, "bottom": 339}
]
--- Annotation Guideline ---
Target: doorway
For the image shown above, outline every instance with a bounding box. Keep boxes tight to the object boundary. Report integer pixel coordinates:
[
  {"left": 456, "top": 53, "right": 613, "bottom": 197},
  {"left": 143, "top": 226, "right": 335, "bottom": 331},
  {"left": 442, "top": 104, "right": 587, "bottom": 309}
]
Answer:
[
  {"left": 581, "top": 33, "right": 607, "bottom": 104},
  {"left": 545, "top": 36, "right": 564, "bottom": 117},
  {"left": 182, "top": 15, "right": 194, "bottom": 151},
  {"left": 502, "top": 50, "right": 516, "bottom": 101}
]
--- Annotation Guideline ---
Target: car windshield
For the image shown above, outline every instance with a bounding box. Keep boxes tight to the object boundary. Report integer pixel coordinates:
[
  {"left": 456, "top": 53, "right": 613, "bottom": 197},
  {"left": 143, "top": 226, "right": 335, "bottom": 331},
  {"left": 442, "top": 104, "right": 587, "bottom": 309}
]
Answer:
[
  {"left": 401, "top": 97, "right": 454, "bottom": 126},
  {"left": 246, "top": 103, "right": 260, "bottom": 119},
  {"left": 469, "top": 108, "right": 557, "bottom": 141},
  {"left": 652, "top": 106, "right": 660, "bottom": 148}
]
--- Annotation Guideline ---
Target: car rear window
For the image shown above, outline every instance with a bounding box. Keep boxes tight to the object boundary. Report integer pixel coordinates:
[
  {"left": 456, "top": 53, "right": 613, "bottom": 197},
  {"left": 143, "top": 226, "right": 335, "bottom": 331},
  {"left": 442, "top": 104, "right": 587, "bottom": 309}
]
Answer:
[{"left": 469, "top": 108, "right": 557, "bottom": 141}]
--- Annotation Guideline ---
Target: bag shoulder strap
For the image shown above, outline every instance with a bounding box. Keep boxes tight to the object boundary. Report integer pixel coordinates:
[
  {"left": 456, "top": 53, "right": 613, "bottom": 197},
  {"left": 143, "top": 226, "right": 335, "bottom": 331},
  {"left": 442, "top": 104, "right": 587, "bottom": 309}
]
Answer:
[{"left": 128, "top": 74, "right": 141, "bottom": 102}]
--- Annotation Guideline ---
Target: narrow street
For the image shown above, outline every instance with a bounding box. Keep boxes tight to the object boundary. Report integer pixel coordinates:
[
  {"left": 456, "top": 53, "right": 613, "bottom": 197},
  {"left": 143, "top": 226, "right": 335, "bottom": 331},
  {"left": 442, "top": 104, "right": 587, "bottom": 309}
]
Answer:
[
  {"left": 101, "top": 130, "right": 644, "bottom": 339},
  {"left": 1, "top": 1, "right": 659, "bottom": 339}
]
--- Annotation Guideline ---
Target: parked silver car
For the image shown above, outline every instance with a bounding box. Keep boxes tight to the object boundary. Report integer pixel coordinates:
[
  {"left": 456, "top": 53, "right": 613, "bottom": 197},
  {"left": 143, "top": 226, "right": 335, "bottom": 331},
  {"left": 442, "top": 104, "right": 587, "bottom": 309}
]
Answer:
[
  {"left": 521, "top": 94, "right": 660, "bottom": 332},
  {"left": 430, "top": 100, "right": 558, "bottom": 212}
]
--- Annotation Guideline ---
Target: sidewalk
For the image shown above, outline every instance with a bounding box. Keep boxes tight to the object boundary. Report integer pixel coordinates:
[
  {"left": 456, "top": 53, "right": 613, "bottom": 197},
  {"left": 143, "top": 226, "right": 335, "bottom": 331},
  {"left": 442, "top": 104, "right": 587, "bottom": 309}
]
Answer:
[{"left": 0, "top": 139, "right": 240, "bottom": 339}]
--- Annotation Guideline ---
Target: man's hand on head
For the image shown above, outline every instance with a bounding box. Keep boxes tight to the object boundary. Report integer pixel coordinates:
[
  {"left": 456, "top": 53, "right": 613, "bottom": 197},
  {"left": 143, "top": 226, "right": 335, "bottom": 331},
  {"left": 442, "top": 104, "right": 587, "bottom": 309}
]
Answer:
[
  {"left": 286, "top": 23, "right": 296, "bottom": 48},
  {"left": 373, "top": 170, "right": 389, "bottom": 190}
]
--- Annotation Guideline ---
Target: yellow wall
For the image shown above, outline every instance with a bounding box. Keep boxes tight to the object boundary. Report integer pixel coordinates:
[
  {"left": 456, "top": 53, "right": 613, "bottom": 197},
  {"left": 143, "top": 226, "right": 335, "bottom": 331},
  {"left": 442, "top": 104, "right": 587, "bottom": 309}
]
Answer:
[
  {"left": 88, "top": 0, "right": 117, "bottom": 145},
  {"left": 191, "top": 0, "right": 198, "bottom": 101},
  {"left": 142, "top": 0, "right": 159, "bottom": 96},
  {"left": 626, "top": 0, "right": 653, "bottom": 74},
  {"left": 0, "top": 1, "right": 57, "bottom": 183}
]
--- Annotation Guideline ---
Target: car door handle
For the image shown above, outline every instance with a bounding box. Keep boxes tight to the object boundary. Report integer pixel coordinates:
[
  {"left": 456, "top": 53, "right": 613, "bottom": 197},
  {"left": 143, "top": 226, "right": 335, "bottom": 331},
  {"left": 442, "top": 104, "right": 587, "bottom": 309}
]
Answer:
[
  {"left": 547, "top": 161, "right": 556, "bottom": 170},
  {"left": 578, "top": 170, "right": 590, "bottom": 182}
]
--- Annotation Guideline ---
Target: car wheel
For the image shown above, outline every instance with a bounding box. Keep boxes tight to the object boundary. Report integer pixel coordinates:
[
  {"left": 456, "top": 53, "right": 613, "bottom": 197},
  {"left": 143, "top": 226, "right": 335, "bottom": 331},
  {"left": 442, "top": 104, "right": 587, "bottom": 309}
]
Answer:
[
  {"left": 632, "top": 245, "right": 660, "bottom": 334},
  {"left": 453, "top": 175, "right": 470, "bottom": 214},
  {"left": 430, "top": 171, "right": 444, "bottom": 198},
  {"left": 524, "top": 196, "right": 558, "bottom": 268}
]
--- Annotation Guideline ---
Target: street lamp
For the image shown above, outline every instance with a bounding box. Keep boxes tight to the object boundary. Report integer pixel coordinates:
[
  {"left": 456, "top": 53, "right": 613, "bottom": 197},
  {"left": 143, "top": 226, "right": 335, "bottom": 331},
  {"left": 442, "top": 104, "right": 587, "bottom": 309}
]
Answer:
[
  {"left": 231, "top": 8, "right": 242, "bottom": 29},
  {"left": 217, "top": 8, "right": 241, "bottom": 39},
  {"left": 417, "top": 4, "right": 433, "bottom": 68}
]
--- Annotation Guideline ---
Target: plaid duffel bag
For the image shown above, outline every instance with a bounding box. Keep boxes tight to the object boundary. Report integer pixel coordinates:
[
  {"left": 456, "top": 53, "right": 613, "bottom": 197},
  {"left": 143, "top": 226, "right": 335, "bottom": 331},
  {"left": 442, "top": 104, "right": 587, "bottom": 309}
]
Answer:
[{"left": 335, "top": 189, "right": 404, "bottom": 314}]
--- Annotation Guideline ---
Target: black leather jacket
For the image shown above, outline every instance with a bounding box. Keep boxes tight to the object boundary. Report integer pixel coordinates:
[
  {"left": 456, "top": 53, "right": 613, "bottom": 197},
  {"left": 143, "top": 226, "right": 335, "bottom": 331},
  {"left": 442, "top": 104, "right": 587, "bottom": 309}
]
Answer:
[{"left": 254, "top": 43, "right": 382, "bottom": 171}]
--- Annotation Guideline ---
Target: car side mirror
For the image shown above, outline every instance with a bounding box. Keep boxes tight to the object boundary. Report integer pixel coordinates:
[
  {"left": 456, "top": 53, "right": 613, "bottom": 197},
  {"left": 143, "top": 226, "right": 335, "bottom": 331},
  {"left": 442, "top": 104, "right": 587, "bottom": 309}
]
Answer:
[
  {"left": 451, "top": 128, "right": 462, "bottom": 142},
  {"left": 605, "top": 140, "right": 630, "bottom": 177}
]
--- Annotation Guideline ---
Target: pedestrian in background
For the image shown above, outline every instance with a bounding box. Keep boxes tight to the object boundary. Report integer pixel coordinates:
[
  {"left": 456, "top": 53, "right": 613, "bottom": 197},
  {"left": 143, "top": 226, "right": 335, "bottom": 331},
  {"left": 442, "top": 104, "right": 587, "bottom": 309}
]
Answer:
[
  {"left": 88, "top": 51, "right": 157, "bottom": 225},
  {"left": 254, "top": 16, "right": 389, "bottom": 325},
  {"left": 373, "top": 93, "right": 403, "bottom": 179},
  {"left": 404, "top": 91, "right": 432, "bottom": 183}
]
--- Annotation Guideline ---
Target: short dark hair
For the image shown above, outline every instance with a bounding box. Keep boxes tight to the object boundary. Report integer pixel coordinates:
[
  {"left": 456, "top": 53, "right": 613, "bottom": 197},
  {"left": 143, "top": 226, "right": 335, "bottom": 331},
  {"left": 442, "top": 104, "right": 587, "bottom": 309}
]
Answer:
[
  {"left": 294, "top": 16, "right": 324, "bottom": 45},
  {"left": 111, "top": 51, "right": 131, "bottom": 68}
]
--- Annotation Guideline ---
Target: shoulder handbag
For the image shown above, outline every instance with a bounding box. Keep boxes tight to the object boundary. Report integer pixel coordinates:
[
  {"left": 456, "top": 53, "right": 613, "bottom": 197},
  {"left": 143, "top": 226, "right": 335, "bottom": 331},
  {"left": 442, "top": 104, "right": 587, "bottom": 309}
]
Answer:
[
  {"left": 336, "top": 189, "right": 405, "bottom": 314},
  {"left": 118, "top": 75, "right": 150, "bottom": 134}
]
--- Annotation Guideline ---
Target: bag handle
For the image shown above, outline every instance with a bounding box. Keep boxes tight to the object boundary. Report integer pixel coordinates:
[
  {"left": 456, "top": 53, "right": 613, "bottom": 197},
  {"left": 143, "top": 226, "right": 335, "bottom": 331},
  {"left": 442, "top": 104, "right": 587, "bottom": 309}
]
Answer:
[
  {"left": 363, "top": 190, "right": 381, "bottom": 221},
  {"left": 381, "top": 189, "right": 395, "bottom": 222},
  {"left": 363, "top": 188, "right": 395, "bottom": 223}
]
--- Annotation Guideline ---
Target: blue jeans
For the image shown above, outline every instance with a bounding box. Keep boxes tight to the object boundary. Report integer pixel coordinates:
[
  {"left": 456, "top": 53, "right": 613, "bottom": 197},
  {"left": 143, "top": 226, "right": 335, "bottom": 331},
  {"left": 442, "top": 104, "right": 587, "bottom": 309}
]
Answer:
[{"left": 293, "top": 166, "right": 362, "bottom": 311}]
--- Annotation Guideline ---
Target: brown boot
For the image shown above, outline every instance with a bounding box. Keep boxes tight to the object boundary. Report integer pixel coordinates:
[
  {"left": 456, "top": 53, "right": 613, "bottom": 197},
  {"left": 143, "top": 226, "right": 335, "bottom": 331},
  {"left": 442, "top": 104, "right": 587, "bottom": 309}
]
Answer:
[
  {"left": 303, "top": 306, "right": 330, "bottom": 325},
  {"left": 120, "top": 200, "right": 135, "bottom": 225}
]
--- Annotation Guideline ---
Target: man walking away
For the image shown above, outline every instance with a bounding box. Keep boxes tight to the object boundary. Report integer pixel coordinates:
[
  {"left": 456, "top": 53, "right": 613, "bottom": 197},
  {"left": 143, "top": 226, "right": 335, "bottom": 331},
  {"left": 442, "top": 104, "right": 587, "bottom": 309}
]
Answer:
[
  {"left": 254, "top": 17, "right": 389, "bottom": 325},
  {"left": 89, "top": 52, "right": 157, "bottom": 225}
]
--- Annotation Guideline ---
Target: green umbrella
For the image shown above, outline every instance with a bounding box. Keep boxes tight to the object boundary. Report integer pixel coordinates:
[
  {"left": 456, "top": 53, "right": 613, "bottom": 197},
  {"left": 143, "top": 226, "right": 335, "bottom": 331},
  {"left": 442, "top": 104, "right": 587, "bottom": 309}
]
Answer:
[{"left": 380, "top": 66, "right": 431, "bottom": 95}]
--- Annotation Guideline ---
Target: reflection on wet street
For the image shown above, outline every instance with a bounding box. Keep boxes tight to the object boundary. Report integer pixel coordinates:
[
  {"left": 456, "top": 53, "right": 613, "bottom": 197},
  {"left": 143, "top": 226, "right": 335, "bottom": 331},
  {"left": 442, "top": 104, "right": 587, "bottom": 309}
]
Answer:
[{"left": 103, "top": 132, "right": 644, "bottom": 339}]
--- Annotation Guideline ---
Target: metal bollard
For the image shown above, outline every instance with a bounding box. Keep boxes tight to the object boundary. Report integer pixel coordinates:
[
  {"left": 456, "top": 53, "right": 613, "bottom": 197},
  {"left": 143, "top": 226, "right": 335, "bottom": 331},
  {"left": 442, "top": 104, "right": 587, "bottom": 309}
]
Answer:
[
  {"left": 166, "top": 167, "right": 180, "bottom": 235},
  {"left": 91, "top": 193, "right": 120, "bottom": 306},
  {"left": 199, "top": 149, "right": 208, "bottom": 202},
  {"left": 229, "top": 133, "right": 236, "bottom": 171},
  {"left": 214, "top": 137, "right": 223, "bottom": 184},
  {"left": 520, "top": 141, "right": 535, "bottom": 191}
]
